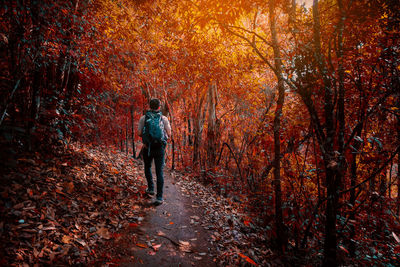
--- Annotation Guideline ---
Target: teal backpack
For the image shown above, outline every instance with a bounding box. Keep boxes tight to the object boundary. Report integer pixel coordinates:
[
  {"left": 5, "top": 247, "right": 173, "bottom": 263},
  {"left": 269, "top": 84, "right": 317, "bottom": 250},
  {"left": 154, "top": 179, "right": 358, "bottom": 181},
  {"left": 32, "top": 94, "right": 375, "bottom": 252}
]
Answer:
[{"left": 142, "top": 110, "right": 166, "bottom": 149}]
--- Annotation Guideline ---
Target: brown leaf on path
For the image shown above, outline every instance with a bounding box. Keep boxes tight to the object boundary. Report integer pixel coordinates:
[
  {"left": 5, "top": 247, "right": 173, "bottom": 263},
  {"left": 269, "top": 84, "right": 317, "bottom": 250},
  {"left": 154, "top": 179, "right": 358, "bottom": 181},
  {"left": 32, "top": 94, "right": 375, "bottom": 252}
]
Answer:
[
  {"left": 136, "top": 243, "right": 147, "bottom": 248},
  {"left": 179, "top": 240, "right": 189, "bottom": 246},
  {"left": 152, "top": 244, "right": 162, "bottom": 251},
  {"left": 178, "top": 240, "right": 192, "bottom": 253},
  {"left": 64, "top": 181, "right": 74, "bottom": 193},
  {"left": 157, "top": 230, "right": 165, "bottom": 236},
  {"left": 75, "top": 238, "right": 87, "bottom": 247},
  {"left": 33, "top": 248, "right": 40, "bottom": 258},
  {"left": 62, "top": 235, "right": 72, "bottom": 244},
  {"left": 96, "top": 226, "right": 111, "bottom": 239}
]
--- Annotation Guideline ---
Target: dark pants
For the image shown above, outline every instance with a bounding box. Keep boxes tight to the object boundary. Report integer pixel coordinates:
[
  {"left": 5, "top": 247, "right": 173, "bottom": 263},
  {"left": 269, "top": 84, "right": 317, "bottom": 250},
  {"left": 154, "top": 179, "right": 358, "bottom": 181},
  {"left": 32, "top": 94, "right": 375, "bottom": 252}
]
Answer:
[{"left": 143, "top": 145, "right": 165, "bottom": 200}]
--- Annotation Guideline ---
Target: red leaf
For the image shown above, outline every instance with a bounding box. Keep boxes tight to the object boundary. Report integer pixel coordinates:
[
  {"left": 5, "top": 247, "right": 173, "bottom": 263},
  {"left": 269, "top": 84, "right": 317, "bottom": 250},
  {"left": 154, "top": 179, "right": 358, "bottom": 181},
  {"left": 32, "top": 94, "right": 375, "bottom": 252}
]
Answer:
[
  {"left": 238, "top": 253, "right": 257, "bottom": 266},
  {"left": 339, "top": 245, "right": 349, "bottom": 254}
]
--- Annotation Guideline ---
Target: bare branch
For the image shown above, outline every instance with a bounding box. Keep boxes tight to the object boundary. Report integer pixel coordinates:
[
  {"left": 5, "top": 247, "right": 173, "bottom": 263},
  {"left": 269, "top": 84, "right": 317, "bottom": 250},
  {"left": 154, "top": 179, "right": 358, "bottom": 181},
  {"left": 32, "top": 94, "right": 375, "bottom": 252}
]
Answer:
[{"left": 219, "top": 23, "right": 277, "bottom": 75}]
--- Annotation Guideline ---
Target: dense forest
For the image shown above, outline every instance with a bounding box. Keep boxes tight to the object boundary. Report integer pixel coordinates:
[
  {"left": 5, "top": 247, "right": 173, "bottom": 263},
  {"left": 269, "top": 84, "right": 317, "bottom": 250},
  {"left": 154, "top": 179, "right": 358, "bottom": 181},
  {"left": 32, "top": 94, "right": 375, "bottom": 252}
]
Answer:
[{"left": 1, "top": 0, "right": 399, "bottom": 266}]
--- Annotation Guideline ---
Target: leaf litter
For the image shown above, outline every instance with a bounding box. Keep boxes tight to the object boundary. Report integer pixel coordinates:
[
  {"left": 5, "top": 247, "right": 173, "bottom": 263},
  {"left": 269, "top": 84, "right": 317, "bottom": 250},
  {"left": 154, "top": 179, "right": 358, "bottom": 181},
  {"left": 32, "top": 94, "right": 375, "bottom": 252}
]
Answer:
[
  {"left": 172, "top": 170, "right": 275, "bottom": 266},
  {"left": 0, "top": 143, "right": 148, "bottom": 265},
  {"left": 1, "top": 142, "right": 277, "bottom": 266}
]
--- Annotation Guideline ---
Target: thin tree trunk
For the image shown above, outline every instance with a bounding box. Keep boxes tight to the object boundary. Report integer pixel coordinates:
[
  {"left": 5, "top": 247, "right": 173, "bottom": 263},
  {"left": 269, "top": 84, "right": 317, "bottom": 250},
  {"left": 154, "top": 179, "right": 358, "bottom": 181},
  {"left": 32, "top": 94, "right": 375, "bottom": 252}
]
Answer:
[
  {"left": 27, "top": 0, "right": 43, "bottom": 149},
  {"left": 126, "top": 118, "right": 129, "bottom": 155},
  {"left": 120, "top": 129, "right": 123, "bottom": 151},
  {"left": 349, "top": 135, "right": 361, "bottom": 256},
  {"left": 397, "top": 98, "right": 400, "bottom": 215},
  {"left": 337, "top": 0, "right": 346, "bottom": 182},
  {"left": 397, "top": 153, "right": 400, "bottom": 215},
  {"left": 269, "top": 0, "right": 287, "bottom": 253},
  {"left": 172, "top": 138, "right": 175, "bottom": 170},
  {"left": 188, "top": 118, "right": 192, "bottom": 145},
  {"left": 207, "top": 82, "right": 218, "bottom": 168},
  {"left": 131, "top": 106, "right": 136, "bottom": 158},
  {"left": 193, "top": 94, "right": 207, "bottom": 166}
]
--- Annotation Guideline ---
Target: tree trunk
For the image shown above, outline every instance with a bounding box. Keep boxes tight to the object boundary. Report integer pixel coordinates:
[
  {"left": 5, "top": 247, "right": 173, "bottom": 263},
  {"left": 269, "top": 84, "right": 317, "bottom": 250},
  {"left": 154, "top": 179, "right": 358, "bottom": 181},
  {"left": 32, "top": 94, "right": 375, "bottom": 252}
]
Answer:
[
  {"left": 207, "top": 82, "right": 218, "bottom": 168},
  {"left": 269, "top": 0, "right": 287, "bottom": 253},
  {"left": 193, "top": 94, "right": 207, "bottom": 166},
  {"left": 188, "top": 117, "right": 193, "bottom": 145},
  {"left": 172, "top": 138, "right": 175, "bottom": 170},
  {"left": 28, "top": 0, "right": 44, "bottom": 150},
  {"left": 397, "top": 153, "right": 399, "bottom": 215},
  {"left": 397, "top": 95, "right": 400, "bottom": 215},
  {"left": 126, "top": 118, "right": 129, "bottom": 155},
  {"left": 120, "top": 129, "right": 123, "bottom": 151},
  {"left": 130, "top": 106, "right": 136, "bottom": 158},
  {"left": 312, "top": 0, "right": 339, "bottom": 265},
  {"left": 348, "top": 129, "right": 362, "bottom": 256}
]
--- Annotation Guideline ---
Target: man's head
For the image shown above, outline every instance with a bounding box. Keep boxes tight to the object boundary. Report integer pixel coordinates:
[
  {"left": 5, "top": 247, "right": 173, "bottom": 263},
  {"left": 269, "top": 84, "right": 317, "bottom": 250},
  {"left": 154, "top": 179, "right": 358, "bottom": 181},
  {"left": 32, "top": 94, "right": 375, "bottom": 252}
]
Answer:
[{"left": 149, "top": 98, "right": 161, "bottom": 110}]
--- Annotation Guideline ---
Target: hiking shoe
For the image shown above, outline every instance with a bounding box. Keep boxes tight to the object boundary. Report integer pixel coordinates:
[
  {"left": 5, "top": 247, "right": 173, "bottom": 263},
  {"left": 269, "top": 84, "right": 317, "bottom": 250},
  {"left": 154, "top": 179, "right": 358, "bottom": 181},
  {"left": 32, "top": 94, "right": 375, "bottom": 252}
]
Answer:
[
  {"left": 145, "top": 189, "right": 155, "bottom": 196},
  {"left": 154, "top": 199, "right": 163, "bottom": 206}
]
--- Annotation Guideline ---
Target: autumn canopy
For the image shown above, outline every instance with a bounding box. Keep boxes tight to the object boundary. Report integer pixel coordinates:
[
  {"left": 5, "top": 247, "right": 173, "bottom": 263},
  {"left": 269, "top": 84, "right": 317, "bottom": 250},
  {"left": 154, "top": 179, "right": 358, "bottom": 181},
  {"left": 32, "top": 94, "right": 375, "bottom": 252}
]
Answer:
[{"left": 0, "top": 0, "right": 399, "bottom": 266}]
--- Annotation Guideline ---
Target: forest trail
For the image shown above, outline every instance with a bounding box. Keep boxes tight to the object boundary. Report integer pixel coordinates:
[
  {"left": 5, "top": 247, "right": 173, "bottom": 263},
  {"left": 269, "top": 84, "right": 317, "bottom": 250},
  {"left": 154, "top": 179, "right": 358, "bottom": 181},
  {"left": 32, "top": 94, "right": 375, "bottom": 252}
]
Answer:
[
  {"left": 0, "top": 143, "right": 270, "bottom": 266},
  {"left": 120, "top": 165, "right": 216, "bottom": 266}
]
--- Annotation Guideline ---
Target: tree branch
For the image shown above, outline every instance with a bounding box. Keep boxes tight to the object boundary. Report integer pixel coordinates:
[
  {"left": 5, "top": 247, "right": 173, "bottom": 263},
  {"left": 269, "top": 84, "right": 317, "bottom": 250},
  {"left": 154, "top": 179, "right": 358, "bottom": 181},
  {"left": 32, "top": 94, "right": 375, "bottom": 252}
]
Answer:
[
  {"left": 219, "top": 23, "right": 277, "bottom": 75},
  {"left": 340, "top": 145, "right": 400, "bottom": 195}
]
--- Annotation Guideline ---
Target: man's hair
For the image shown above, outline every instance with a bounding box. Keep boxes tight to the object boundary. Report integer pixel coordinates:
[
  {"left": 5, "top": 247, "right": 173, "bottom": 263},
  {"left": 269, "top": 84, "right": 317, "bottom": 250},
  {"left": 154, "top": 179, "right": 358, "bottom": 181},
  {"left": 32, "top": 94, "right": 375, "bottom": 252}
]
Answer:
[{"left": 149, "top": 98, "right": 161, "bottom": 110}]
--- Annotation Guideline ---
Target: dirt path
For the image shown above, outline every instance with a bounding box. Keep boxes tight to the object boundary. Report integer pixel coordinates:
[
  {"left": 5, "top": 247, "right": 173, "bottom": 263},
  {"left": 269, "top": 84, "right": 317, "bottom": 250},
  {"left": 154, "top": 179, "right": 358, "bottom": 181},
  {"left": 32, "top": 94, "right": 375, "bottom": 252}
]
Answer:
[{"left": 120, "top": 166, "right": 217, "bottom": 266}]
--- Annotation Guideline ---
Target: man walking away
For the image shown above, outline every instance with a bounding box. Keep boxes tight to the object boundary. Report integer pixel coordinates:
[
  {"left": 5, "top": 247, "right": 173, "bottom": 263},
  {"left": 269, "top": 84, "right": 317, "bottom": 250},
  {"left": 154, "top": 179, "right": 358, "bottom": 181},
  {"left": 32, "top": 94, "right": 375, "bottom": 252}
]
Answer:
[{"left": 138, "top": 98, "right": 171, "bottom": 205}]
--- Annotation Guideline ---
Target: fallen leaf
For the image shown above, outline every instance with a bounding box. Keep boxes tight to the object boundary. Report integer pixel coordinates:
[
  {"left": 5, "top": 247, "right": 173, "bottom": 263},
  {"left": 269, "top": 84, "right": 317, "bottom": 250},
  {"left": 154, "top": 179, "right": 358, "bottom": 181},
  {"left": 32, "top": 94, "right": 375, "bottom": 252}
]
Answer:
[
  {"left": 16, "top": 253, "right": 23, "bottom": 261},
  {"left": 179, "top": 240, "right": 189, "bottom": 246},
  {"left": 62, "top": 235, "right": 72, "bottom": 244},
  {"left": 157, "top": 230, "right": 165, "bottom": 236},
  {"left": 33, "top": 248, "right": 40, "bottom": 257},
  {"left": 179, "top": 240, "right": 192, "bottom": 252},
  {"left": 238, "top": 253, "right": 257, "bottom": 266},
  {"left": 42, "top": 226, "right": 56, "bottom": 231},
  {"left": 64, "top": 182, "right": 74, "bottom": 193},
  {"left": 27, "top": 188, "right": 33, "bottom": 197},
  {"left": 152, "top": 244, "right": 162, "bottom": 251},
  {"left": 393, "top": 232, "right": 400, "bottom": 243},
  {"left": 136, "top": 243, "right": 147, "bottom": 248},
  {"left": 339, "top": 245, "right": 349, "bottom": 254},
  {"left": 75, "top": 238, "right": 87, "bottom": 247},
  {"left": 97, "top": 227, "right": 111, "bottom": 239}
]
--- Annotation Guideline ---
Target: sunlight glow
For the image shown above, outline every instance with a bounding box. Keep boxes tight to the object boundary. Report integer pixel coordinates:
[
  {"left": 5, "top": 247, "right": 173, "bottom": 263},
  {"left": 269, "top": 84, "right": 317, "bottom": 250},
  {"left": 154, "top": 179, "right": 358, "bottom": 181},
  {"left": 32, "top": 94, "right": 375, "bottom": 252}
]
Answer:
[{"left": 298, "top": 0, "right": 313, "bottom": 8}]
